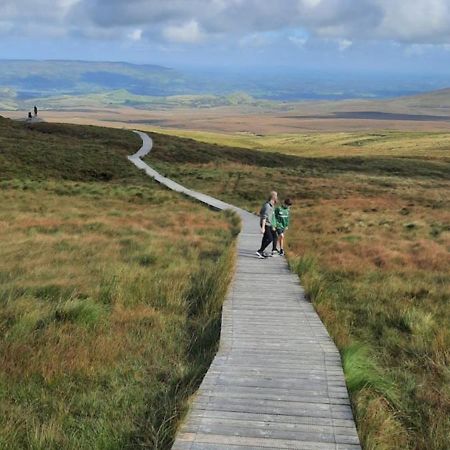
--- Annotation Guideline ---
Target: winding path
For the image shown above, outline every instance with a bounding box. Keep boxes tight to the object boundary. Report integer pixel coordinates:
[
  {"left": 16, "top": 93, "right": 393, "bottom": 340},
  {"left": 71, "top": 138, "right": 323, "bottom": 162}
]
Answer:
[{"left": 129, "top": 131, "right": 361, "bottom": 450}]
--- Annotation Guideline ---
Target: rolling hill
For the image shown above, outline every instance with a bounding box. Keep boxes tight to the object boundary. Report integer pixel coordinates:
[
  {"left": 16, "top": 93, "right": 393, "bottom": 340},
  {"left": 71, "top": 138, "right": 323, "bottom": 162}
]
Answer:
[
  {"left": 0, "top": 59, "right": 185, "bottom": 100},
  {"left": 381, "top": 87, "right": 450, "bottom": 114},
  {"left": 2, "top": 59, "right": 450, "bottom": 112},
  {"left": 289, "top": 88, "right": 450, "bottom": 118}
]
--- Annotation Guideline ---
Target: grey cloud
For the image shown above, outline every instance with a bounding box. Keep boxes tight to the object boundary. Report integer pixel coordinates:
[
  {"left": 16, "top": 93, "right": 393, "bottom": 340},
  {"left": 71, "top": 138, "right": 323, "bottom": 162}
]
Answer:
[
  {"left": 69, "top": 0, "right": 186, "bottom": 28},
  {"left": 71, "top": 0, "right": 381, "bottom": 35},
  {"left": 1, "top": 0, "right": 76, "bottom": 37},
  {"left": 3, "top": 0, "right": 80, "bottom": 25},
  {"left": 1, "top": 0, "right": 450, "bottom": 46},
  {"left": 376, "top": 0, "right": 450, "bottom": 43}
]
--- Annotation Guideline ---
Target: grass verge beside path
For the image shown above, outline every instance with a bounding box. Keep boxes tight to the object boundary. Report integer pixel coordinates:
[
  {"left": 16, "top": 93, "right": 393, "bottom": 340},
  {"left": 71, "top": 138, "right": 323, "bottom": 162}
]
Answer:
[
  {"left": 0, "top": 117, "right": 238, "bottom": 449},
  {"left": 145, "top": 130, "right": 450, "bottom": 450}
]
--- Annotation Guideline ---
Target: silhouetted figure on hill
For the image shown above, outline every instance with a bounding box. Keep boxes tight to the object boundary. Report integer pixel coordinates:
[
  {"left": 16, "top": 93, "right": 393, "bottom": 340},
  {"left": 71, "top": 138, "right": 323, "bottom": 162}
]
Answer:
[{"left": 34, "top": 106, "right": 38, "bottom": 116}]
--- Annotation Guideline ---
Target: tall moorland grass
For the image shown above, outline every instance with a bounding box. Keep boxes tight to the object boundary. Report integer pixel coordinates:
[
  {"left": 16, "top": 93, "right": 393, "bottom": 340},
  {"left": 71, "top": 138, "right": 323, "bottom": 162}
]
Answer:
[
  {"left": 0, "top": 117, "right": 239, "bottom": 449},
  {"left": 143, "top": 126, "right": 450, "bottom": 159},
  {"left": 146, "top": 130, "right": 450, "bottom": 450}
]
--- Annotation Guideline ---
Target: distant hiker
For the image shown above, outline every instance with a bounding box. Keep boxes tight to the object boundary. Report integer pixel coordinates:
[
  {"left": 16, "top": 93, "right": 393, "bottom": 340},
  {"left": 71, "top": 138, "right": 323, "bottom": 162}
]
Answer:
[
  {"left": 28, "top": 112, "right": 32, "bottom": 120},
  {"left": 272, "top": 198, "right": 292, "bottom": 256},
  {"left": 34, "top": 106, "right": 38, "bottom": 116},
  {"left": 256, "top": 191, "right": 278, "bottom": 259}
]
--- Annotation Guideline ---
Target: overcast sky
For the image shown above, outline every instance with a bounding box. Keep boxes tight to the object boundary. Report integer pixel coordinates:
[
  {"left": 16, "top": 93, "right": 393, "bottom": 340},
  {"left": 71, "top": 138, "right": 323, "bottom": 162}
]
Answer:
[{"left": 1, "top": 0, "right": 450, "bottom": 74}]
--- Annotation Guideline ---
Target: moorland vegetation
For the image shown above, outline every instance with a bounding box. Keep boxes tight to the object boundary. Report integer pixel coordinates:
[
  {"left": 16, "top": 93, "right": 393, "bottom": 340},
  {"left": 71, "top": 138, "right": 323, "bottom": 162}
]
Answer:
[
  {"left": 0, "top": 117, "right": 239, "bottom": 449},
  {"left": 146, "top": 130, "right": 450, "bottom": 450}
]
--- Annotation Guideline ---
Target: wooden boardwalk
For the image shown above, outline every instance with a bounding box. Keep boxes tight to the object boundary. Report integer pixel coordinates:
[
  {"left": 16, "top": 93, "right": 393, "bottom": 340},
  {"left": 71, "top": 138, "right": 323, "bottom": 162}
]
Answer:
[{"left": 129, "top": 132, "right": 361, "bottom": 450}]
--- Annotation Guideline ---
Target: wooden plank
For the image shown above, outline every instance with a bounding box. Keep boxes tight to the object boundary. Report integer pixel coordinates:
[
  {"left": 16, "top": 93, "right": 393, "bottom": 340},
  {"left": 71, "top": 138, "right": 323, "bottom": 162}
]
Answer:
[
  {"left": 129, "top": 132, "right": 361, "bottom": 450},
  {"left": 179, "top": 422, "right": 360, "bottom": 445},
  {"left": 182, "top": 416, "right": 359, "bottom": 437}
]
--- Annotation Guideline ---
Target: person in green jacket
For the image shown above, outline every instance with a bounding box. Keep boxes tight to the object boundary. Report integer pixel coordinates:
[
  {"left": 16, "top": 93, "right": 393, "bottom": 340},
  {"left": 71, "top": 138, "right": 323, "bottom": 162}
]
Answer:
[{"left": 272, "top": 198, "right": 292, "bottom": 256}]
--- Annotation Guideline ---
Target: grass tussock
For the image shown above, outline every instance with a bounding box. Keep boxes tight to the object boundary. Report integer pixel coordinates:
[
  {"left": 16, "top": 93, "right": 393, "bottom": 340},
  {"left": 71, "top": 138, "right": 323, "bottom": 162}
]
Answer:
[
  {"left": 145, "top": 129, "right": 450, "bottom": 449},
  {"left": 0, "top": 118, "right": 238, "bottom": 449}
]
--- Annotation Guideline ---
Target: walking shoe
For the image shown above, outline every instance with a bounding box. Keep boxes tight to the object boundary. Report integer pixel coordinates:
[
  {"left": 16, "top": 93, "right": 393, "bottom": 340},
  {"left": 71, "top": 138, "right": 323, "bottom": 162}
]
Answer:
[
  {"left": 256, "top": 250, "right": 266, "bottom": 259},
  {"left": 279, "top": 249, "right": 285, "bottom": 256},
  {"left": 271, "top": 250, "right": 279, "bottom": 257}
]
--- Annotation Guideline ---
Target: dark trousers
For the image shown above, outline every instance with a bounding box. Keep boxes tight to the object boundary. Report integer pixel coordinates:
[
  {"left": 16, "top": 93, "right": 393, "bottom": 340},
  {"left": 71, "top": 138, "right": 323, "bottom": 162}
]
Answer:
[{"left": 258, "top": 226, "right": 277, "bottom": 253}]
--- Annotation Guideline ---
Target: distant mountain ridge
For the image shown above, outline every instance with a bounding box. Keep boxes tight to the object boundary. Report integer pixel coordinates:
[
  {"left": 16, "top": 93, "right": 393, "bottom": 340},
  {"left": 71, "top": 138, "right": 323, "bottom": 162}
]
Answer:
[
  {"left": 0, "top": 60, "right": 184, "bottom": 99},
  {"left": 271, "top": 87, "right": 450, "bottom": 120},
  {"left": 324, "top": 88, "right": 450, "bottom": 117},
  {"left": 1, "top": 59, "right": 450, "bottom": 113},
  {"left": 385, "top": 88, "right": 450, "bottom": 112}
]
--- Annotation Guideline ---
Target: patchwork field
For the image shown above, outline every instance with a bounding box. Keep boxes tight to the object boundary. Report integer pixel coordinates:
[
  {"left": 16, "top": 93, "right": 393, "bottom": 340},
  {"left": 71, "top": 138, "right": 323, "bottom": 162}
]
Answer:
[
  {"left": 5, "top": 89, "right": 450, "bottom": 137},
  {"left": 0, "top": 118, "right": 238, "bottom": 449},
  {"left": 144, "top": 131, "right": 450, "bottom": 450}
]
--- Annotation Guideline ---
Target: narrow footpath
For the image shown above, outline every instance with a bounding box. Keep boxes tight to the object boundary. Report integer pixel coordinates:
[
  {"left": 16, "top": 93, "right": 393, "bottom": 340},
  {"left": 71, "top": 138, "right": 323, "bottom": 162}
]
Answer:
[{"left": 129, "top": 131, "right": 361, "bottom": 450}]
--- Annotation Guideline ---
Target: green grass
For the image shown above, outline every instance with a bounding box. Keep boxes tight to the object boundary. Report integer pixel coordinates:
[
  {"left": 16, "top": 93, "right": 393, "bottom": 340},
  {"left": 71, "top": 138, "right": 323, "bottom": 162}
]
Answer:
[
  {"left": 144, "top": 126, "right": 450, "bottom": 159},
  {"left": 0, "top": 117, "right": 143, "bottom": 182},
  {"left": 0, "top": 117, "right": 238, "bottom": 449},
  {"left": 13, "top": 90, "right": 272, "bottom": 111},
  {"left": 144, "top": 129, "right": 450, "bottom": 450},
  {"left": 148, "top": 131, "right": 449, "bottom": 183}
]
